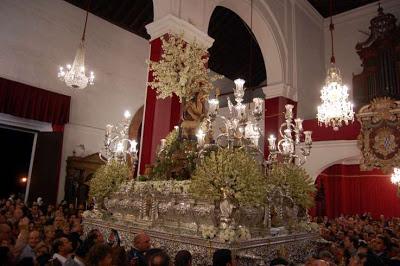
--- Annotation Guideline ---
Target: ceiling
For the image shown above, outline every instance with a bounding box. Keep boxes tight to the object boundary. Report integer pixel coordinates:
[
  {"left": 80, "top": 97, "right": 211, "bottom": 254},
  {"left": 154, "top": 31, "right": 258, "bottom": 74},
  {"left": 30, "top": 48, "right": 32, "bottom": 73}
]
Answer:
[
  {"left": 64, "top": 0, "right": 153, "bottom": 39},
  {"left": 63, "top": 0, "right": 380, "bottom": 88},
  {"left": 307, "top": 0, "right": 379, "bottom": 18}
]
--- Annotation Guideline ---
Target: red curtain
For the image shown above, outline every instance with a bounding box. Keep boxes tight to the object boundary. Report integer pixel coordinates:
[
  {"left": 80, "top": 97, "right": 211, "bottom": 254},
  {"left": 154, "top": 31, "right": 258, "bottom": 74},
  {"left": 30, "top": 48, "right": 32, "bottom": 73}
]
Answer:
[
  {"left": 312, "top": 164, "right": 400, "bottom": 218},
  {"left": 0, "top": 77, "right": 71, "bottom": 126}
]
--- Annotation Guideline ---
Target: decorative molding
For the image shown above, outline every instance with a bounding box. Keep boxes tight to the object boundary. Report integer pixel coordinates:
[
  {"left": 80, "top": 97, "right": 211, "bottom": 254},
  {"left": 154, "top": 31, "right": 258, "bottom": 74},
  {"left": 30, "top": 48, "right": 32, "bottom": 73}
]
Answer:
[
  {"left": 145, "top": 14, "right": 214, "bottom": 48},
  {"left": 312, "top": 139, "right": 358, "bottom": 149},
  {"left": 262, "top": 83, "right": 297, "bottom": 101},
  {"left": 323, "top": 0, "right": 400, "bottom": 26},
  {"left": 0, "top": 113, "right": 52, "bottom": 132},
  {"left": 292, "top": 0, "right": 324, "bottom": 29}
]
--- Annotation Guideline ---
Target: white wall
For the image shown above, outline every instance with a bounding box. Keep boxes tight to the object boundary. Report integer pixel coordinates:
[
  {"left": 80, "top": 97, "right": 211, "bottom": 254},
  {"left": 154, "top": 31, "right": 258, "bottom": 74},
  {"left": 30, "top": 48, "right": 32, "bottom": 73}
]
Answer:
[
  {"left": 323, "top": 0, "right": 400, "bottom": 108},
  {"left": 0, "top": 0, "right": 149, "bottom": 202}
]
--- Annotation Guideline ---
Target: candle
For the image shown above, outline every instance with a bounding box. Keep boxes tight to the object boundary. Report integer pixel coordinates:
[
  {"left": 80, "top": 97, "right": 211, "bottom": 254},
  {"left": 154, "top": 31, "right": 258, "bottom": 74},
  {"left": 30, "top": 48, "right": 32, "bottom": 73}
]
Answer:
[
  {"left": 174, "top": 126, "right": 179, "bottom": 132},
  {"left": 253, "top": 98, "right": 263, "bottom": 116},
  {"left": 268, "top": 135, "right": 276, "bottom": 151},
  {"left": 304, "top": 131, "right": 312, "bottom": 145},
  {"left": 208, "top": 99, "right": 219, "bottom": 116},
  {"left": 160, "top": 139, "right": 166, "bottom": 149},
  {"left": 285, "top": 104, "right": 294, "bottom": 119},
  {"left": 294, "top": 118, "right": 303, "bottom": 131},
  {"left": 106, "top": 124, "right": 113, "bottom": 136},
  {"left": 196, "top": 129, "right": 206, "bottom": 147},
  {"left": 233, "top": 78, "right": 245, "bottom": 100}
]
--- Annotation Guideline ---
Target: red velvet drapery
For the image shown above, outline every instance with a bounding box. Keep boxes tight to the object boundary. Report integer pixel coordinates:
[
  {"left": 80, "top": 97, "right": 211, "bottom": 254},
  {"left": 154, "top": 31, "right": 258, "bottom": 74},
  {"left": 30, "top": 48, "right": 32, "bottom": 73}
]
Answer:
[
  {"left": 311, "top": 164, "right": 400, "bottom": 219},
  {"left": 302, "top": 119, "right": 361, "bottom": 141},
  {"left": 0, "top": 77, "right": 71, "bottom": 126}
]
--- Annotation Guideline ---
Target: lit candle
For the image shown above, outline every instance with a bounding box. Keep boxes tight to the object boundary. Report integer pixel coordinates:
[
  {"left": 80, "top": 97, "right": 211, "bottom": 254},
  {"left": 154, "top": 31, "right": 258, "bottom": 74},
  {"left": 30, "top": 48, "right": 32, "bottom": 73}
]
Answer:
[
  {"left": 253, "top": 98, "right": 263, "bottom": 116},
  {"left": 174, "top": 126, "right": 179, "bottom": 132},
  {"left": 304, "top": 131, "right": 312, "bottom": 145},
  {"left": 282, "top": 140, "right": 291, "bottom": 155},
  {"left": 233, "top": 78, "right": 245, "bottom": 100},
  {"left": 285, "top": 104, "right": 294, "bottom": 119},
  {"left": 116, "top": 142, "right": 124, "bottom": 154},
  {"left": 294, "top": 118, "right": 303, "bottom": 131},
  {"left": 196, "top": 129, "right": 206, "bottom": 147},
  {"left": 268, "top": 135, "right": 276, "bottom": 151},
  {"left": 208, "top": 99, "right": 219, "bottom": 116},
  {"left": 106, "top": 124, "right": 113, "bottom": 136},
  {"left": 124, "top": 110, "right": 131, "bottom": 119}
]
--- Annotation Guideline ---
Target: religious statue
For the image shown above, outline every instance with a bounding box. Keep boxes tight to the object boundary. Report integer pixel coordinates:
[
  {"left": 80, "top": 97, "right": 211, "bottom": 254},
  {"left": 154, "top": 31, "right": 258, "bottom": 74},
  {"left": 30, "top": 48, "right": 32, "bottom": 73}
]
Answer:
[{"left": 181, "top": 91, "right": 207, "bottom": 139}]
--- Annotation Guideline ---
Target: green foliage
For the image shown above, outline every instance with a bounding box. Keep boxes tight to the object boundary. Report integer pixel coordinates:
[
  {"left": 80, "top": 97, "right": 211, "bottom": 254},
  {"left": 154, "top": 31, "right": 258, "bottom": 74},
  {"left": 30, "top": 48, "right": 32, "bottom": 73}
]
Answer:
[
  {"left": 190, "top": 148, "right": 266, "bottom": 205},
  {"left": 89, "top": 160, "right": 130, "bottom": 201},
  {"left": 266, "top": 163, "right": 316, "bottom": 209},
  {"left": 149, "top": 130, "right": 197, "bottom": 180}
]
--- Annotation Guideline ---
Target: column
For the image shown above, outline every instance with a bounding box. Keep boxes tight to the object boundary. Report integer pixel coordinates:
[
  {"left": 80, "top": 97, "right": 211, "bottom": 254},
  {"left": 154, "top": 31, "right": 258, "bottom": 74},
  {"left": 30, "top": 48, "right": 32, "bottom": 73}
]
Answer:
[{"left": 139, "top": 15, "right": 214, "bottom": 174}]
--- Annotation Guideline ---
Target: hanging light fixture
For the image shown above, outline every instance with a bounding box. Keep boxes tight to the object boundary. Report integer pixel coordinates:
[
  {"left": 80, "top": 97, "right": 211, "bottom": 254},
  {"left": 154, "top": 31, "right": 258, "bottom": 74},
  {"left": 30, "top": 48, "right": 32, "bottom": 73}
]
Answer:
[
  {"left": 58, "top": 1, "right": 94, "bottom": 89},
  {"left": 317, "top": 0, "right": 354, "bottom": 131}
]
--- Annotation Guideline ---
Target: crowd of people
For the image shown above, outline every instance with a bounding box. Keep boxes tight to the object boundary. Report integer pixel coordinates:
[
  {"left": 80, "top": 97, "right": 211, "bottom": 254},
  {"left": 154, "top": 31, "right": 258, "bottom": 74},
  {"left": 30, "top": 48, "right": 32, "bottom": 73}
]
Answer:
[{"left": 0, "top": 194, "right": 399, "bottom": 266}]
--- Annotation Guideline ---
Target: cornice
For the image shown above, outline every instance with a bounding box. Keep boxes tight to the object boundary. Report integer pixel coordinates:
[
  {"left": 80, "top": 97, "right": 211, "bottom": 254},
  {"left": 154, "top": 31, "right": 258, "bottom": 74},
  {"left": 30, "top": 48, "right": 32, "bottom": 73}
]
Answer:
[{"left": 145, "top": 14, "right": 214, "bottom": 48}]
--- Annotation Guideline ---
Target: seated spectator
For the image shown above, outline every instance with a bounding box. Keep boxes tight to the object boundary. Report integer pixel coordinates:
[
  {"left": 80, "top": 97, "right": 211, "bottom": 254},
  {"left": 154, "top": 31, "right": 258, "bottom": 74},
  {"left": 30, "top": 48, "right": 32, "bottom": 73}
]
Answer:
[
  {"left": 174, "top": 250, "right": 192, "bottom": 266},
  {"left": 212, "top": 249, "right": 237, "bottom": 266},
  {"left": 85, "top": 244, "right": 113, "bottom": 266}
]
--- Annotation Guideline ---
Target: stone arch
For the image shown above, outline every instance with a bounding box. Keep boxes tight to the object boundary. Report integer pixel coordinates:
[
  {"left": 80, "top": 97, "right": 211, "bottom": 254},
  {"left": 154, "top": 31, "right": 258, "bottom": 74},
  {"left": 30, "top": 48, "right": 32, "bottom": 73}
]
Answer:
[
  {"left": 303, "top": 140, "right": 361, "bottom": 182},
  {"left": 204, "top": 0, "right": 287, "bottom": 86}
]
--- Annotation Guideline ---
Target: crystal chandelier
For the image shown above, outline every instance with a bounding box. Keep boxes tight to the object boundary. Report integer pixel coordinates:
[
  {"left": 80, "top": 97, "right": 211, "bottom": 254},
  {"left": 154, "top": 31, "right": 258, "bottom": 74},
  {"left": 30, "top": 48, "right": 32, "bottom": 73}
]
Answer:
[
  {"left": 99, "top": 111, "right": 138, "bottom": 168},
  {"left": 197, "top": 78, "right": 264, "bottom": 152},
  {"left": 266, "top": 104, "right": 312, "bottom": 166},
  {"left": 58, "top": 6, "right": 94, "bottom": 89},
  {"left": 317, "top": 1, "right": 354, "bottom": 131}
]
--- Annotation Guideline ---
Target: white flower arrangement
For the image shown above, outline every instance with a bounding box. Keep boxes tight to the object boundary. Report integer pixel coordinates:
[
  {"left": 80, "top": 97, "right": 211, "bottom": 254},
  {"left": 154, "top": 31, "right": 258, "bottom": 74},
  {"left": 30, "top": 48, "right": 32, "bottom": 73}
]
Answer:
[
  {"left": 148, "top": 34, "right": 222, "bottom": 101},
  {"left": 218, "top": 227, "right": 237, "bottom": 243},
  {"left": 236, "top": 226, "right": 251, "bottom": 240},
  {"left": 200, "top": 225, "right": 217, "bottom": 240}
]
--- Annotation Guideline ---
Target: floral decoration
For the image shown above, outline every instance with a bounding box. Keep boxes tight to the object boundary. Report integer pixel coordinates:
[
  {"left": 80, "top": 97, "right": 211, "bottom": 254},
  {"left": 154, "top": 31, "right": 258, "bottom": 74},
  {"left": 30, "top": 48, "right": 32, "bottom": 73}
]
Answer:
[
  {"left": 199, "top": 225, "right": 217, "bottom": 240},
  {"left": 189, "top": 148, "right": 266, "bottom": 205},
  {"left": 89, "top": 160, "right": 130, "bottom": 201},
  {"left": 266, "top": 163, "right": 316, "bottom": 209},
  {"left": 148, "top": 34, "right": 222, "bottom": 101}
]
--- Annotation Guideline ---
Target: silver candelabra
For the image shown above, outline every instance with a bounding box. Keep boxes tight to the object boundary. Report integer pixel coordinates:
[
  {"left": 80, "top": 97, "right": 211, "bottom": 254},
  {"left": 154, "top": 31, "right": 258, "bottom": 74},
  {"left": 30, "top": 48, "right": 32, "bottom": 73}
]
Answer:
[{"left": 266, "top": 104, "right": 312, "bottom": 166}]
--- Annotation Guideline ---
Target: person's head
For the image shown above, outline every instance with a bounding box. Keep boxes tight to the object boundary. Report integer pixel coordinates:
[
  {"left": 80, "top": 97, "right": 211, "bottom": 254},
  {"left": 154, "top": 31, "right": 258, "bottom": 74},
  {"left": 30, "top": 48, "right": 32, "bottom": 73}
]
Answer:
[
  {"left": 34, "top": 241, "right": 49, "bottom": 257},
  {"left": 270, "top": 257, "right": 288, "bottom": 266},
  {"left": 44, "top": 225, "right": 55, "bottom": 241},
  {"left": 212, "top": 249, "right": 237, "bottom": 266},
  {"left": 28, "top": 230, "right": 40, "bottom": 248},
  {"left": 175, "top": 250, "right": 192, "bottom": 266},
  {"left": 111, "top": 246, "right": 128, "bottom": 266},
  {"left": 85, "top": 244, "right": 113, "bottom": 266},
  {"left": 344, "top": 235, "right": 358, "bottom": 250},
  {"left": 0, "top": 224, "right": 12, "bottom": 243},
  {"left": 373, "top": 235, "right": 390, "bottom": 253},
  {"left": 133, "top": 232, "right": 151, "bottom": 252},
  {"left": 318, "top": 250, "right": 334, "bottom": 264},
  {"left": 148, "top": 250, "right": 170, "bottom": 266},
  {"left": 305, "top": 259, "right": 329, "bottom": 266},
  {"left": 52, "top": 237, "right": 73, "bottom": 256},
  {"left": 13, "top": 208, "right": 23, "bottom": 220},
  {"left": 87, "top": 229, "right": 104, "bottom": 245}
]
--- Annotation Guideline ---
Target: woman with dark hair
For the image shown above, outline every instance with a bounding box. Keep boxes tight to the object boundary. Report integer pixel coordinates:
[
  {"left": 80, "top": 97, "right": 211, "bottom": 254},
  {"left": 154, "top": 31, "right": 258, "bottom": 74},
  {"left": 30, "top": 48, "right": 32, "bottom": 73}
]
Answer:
[
  {"left": 175, "top": 250, "right": 192, "bottom": 266},
  {"left": 85, "top": 244, "right": 113, "bottom": 266}
]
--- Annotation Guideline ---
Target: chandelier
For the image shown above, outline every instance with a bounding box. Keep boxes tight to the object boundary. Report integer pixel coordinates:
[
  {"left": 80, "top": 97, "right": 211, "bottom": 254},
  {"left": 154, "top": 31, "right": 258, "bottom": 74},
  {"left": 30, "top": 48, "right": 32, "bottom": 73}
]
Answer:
[
  {"left": 99, "top": 111, "right": 138, "bottom": 168},
  {"left": 317, "top": 0, "right": 354, "bottom": 131},
  {"left": 58, "top": 5, "right": 94, "bottom": 89},
  {"left": 266, "top": 104, "right": 312, "bottom": 166},
  {"left": 196, "top": 78, "right": 264, "bottom": 153}
]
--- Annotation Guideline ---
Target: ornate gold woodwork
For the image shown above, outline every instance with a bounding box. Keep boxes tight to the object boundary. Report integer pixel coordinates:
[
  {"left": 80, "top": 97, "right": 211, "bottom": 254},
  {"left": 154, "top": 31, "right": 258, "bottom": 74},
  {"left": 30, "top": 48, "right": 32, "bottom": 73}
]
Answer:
[
  {"left": 357, "top": 97, "right": 400, "bottom": 173},
  {"left": 64, "top": 153, "right": 105, "bottom": 205}
]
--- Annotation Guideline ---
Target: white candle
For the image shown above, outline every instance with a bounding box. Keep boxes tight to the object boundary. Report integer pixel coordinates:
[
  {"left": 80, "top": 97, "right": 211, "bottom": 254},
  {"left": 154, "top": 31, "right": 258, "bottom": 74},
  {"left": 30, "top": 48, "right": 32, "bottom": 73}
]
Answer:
[
  {"left": 208, "top": 99, "right": 219, "bottom": 116},
  {"left": 160, "top": 139, "right": 166, "bottom": 149},
  {"left": 304, "top": 131, "right": 312, "bottom": 145},
  {"left": 268, "top": 135, "right": 276, "bottom": 151},
  {"left": 233, "top": 78, "right": 245, "bottom": 100},
  {"left": 285, "top": 104, "right": 294, "bottom": 119},
  {"left": 294, "top": 118, "right": 303, "bottom": 131},
  {"left": 106, "top": 124, "right": 113, "bottom": 135},
  {"left": 130, "top": 140, "right": 138, "bottom": 153},
  {"left": 196, "top": 129, "right": 206, "bottom": 147},
  {"left": 174, "top": 126, "right": 179, "bottom": 132}
]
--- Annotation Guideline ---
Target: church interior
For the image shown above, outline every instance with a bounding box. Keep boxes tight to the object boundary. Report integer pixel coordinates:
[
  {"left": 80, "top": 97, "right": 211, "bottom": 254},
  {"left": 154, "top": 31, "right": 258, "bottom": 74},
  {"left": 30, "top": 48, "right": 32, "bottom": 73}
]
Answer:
[{"left": 0, "top": 0, "right": 400, "bottom": 265}]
